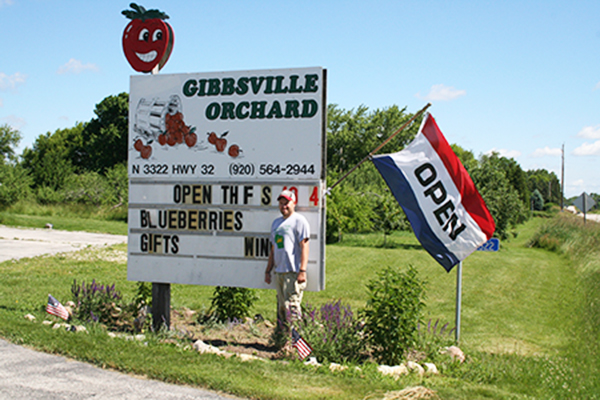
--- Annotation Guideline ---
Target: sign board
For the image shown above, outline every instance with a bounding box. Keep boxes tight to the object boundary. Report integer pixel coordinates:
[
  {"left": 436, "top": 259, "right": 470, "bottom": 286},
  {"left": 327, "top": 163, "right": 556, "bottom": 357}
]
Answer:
[
  {"left": 127, "top": 67, "right": 327, "bottom": 291},
  {"left": 573, "top": 192, "right": 596, "bottom": 213},
  {"left": 477, "top": 237, "right": 500, "bottom": 252}
]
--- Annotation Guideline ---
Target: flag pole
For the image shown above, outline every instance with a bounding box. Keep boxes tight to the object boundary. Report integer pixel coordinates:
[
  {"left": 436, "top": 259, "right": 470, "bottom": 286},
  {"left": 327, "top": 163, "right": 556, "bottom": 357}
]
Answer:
[
  {"left": 325, "top": 103, "right": 431, "bottom": 195},
  {"left": 455, "top": 261, "right": 462, "bottom": 344}
]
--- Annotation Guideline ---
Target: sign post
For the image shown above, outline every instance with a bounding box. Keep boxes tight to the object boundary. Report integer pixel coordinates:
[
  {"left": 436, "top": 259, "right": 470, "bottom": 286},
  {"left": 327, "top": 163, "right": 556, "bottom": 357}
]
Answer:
[
  {"left": 127, "top": 67, "right": 328, "bottom": 329},
  {"left": 573, "top": 192, "right": 596, "bottom": 223}
]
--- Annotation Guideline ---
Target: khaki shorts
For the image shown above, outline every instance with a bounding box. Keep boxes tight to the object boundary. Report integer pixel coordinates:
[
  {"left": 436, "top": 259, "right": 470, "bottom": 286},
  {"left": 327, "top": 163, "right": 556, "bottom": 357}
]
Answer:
[{"left": 275, "top": 272, "right": 306, "bottom": 326}]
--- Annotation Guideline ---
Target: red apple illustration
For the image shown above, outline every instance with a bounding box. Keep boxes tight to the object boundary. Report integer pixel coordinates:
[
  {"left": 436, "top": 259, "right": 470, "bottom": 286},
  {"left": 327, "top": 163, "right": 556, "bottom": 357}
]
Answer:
[
  {"left": 122, "top": 3, "right": 174, "bottom": 73},
  {"left": 228, "top": 144, "right": 241, "bottom": 158}
]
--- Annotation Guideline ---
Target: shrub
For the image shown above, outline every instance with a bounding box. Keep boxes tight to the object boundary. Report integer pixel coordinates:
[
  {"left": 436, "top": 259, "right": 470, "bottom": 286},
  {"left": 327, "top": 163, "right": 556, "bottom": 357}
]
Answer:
[
  {"left": 71, "top": 279, "right": 141, "bottom": 332},
  {"left": 209, "top": 286, "right": 258, "bottom": 322},
  {"left": 361, "top": 265, "right": 426, "bottom": 365},
  {"left": 295, "top": 300, "right": 366, "bottom": 363}
]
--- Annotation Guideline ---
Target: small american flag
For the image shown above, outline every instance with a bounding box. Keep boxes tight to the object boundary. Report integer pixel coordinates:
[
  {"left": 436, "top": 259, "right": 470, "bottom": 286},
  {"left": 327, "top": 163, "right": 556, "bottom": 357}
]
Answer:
[
  {"left": 46, "top": 294, "right": 69, "bottom": 320},
  {"left": 291, "top": 328, "right": 312, "bottom": 360}
]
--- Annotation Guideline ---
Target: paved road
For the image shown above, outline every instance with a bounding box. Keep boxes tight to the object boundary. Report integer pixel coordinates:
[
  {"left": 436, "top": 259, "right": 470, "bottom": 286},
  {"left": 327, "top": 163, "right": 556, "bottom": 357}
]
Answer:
[
  {"left": 0, "top": 225, "right": 127, "bottom": 262},
  {"left": 0, "top": 226, "right": 240, "bottom": 400}
]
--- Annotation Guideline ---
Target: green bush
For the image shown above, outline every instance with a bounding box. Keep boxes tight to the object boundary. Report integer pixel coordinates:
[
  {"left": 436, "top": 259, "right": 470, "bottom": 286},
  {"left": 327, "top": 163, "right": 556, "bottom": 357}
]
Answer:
[
  {"left": 361, "top": 265, "right": 426, "bottom": 365},
  {"left": 208, "top": 286, "right": 258, "bottom": 322},
  {"left": 35, "top": 186, "right": 64, "bottom": 204}
]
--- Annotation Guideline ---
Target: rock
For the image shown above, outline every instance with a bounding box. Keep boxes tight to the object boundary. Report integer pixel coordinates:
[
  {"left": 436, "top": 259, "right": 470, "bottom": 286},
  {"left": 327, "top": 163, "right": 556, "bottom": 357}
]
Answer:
[
  {"left": 406, "top": 361, "right": 425, "bottom": 376},
  {"left": 329, "top": 362, "right": 348, "bottom": 372},
  {"left": 45, "top": 223, "right": 53, "bottom": 229},
  {"left": 53, "top": 323, "right": 70, "bottom": 330},
  {"left": 377, "top": 364, "right": 408, "bottom": 380},
  {"left": 424, "top": 363, "right": 439, "bottom": 375},
  {"left": 24, "top": 314, "right": 36, "bottom": 321},
  {"left": 442, "top": 345, "right": 465, "bottom": 363},
  {"left": 263, "top": 319, "right": 274, "bottom": 328},
  {"left": 304, "top": 357, "right": 321, "bottom": 367},
  {"left": 237, "top": 353, "right": 265, "bottom": 362},
  {"left": 42, "top": 320, "right": 53, "bottom": 325},
  {"left": 192, "top": 340, "right": 226, "bottom": 356},
  {"left": 69, "top": 325, "right": 87, "bottom": 333}
]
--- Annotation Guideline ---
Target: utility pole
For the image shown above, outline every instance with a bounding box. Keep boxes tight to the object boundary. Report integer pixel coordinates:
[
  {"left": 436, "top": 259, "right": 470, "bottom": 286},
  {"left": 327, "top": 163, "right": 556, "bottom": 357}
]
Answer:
[{"left": 560, "top": 144, "right": 564, "bottom": 211}]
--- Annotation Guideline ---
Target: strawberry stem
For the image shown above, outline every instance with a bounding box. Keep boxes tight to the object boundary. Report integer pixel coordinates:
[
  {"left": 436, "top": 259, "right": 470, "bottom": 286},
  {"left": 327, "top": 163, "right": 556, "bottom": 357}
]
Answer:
[{"left": 122, "top": 3, "right": 170, "bottom": 21}]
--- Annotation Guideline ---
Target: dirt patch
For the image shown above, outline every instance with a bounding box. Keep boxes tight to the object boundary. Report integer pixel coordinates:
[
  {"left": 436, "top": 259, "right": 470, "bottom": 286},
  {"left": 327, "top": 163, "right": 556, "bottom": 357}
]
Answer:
[{"left": 170, "top": 308, "right": 285, "bottom": 360}]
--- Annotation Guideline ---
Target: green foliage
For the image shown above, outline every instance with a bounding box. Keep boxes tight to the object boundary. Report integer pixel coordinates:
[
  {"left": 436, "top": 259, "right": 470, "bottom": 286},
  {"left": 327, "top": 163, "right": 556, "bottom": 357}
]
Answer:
[
  {"left": 415, "top": 319, "right": 455, "bottom": 362},
  {"left": 209, "top": 286, "right": 258, "bottom": 322},
  {"left": 0, "top": 163, "right": 33, "bottom": 208},
  {"left": 70, "top": 279, "right": 146, "bottom": 333},
  {"left": 371, "top": 191, "right": 409, "bottom": 243},
  {"left": 295, "top": 300, "right": 366, "bottom": 363},
  {"left": 81, "top": 93, "right": 129, "bottom": 173},
  {"left": 361, "top": 265, "right": 426, "bottom": 365},
  {"left": 62, "top": 171, "right": 107, "bottom": 205},
  {"left": 470, "top": 152, "right": 528, "bottom": 239},
  {"left": 527, "top": 168, "right": 561, "bottom": 205},
  {"left": 531, "top": 189, "right": 544, "bottom": 211},
  {"left": 21, "top": 124, "right": 84, "bottom": 189},
  {"left": 327, "top": 104, "right": 420, "bottom": 175},
  {"left": 0, "top": 124, "right": 22, "bottom": 164}
]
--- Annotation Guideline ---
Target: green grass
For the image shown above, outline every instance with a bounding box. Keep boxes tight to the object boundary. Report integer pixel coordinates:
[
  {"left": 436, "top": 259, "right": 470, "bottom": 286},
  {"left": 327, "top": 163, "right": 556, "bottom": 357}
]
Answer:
[{"left": 0, "top": 212, "right": 598, "bottom": 399}]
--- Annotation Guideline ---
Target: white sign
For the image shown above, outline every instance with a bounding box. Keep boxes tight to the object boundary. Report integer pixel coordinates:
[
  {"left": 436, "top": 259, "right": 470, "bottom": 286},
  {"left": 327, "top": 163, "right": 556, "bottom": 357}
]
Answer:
[{"left": 127, "top": 67, "right": 326, "bottom": 291}]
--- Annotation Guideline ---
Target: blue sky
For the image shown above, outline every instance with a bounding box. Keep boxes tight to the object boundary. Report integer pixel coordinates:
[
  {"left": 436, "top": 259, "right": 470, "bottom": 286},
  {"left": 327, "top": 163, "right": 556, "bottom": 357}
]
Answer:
[{"left": 1, "top": 0, "right": 599, "bottom": 198}]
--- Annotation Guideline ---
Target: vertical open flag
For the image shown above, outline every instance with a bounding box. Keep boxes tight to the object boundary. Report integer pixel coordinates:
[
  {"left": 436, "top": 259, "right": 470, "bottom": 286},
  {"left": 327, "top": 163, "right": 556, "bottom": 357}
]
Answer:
[
  {"left": 47, "top": 294, "right": 69, "bottom": 320},
  {"left": 372, "top": 113, "right": 495, "bottom": 272},
  {"left": 291, "top": 328, "right": 312, "bottom": 360}
]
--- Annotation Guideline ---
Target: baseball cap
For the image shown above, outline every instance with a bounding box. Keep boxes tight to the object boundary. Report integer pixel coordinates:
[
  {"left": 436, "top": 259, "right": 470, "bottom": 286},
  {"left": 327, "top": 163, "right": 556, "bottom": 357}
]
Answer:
[{"left": 277, "top": 189, "right": 296, "bottom": 203}]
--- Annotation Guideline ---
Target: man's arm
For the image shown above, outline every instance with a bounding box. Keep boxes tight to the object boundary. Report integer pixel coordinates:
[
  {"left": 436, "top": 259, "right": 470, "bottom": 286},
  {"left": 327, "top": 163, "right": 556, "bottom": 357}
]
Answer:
[
  {"left": 297, "top": 238, "right": 309, "bottom": 283},
  {"left": 265, "top": 244, "right": 274, "bottom": 284}
]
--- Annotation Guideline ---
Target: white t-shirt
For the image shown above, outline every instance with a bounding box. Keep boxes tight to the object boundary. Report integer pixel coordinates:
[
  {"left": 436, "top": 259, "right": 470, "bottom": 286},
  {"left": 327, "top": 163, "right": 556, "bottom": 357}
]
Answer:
[{"left": 270, "top": 212, "right": 310, "bottom": 273}]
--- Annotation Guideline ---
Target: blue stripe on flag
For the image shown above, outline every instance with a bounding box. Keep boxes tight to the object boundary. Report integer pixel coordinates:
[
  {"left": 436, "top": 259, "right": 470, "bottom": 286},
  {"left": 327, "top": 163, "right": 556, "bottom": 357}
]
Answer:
[{"left": 372, "top": 154, "right": 459, "bottom": 271}]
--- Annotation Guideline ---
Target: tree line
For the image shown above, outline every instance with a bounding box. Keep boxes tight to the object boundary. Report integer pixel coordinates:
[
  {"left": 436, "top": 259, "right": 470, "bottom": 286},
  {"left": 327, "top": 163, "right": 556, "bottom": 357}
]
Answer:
[{"left": 0, "top": 93, "right": 569, "bottom": 240}]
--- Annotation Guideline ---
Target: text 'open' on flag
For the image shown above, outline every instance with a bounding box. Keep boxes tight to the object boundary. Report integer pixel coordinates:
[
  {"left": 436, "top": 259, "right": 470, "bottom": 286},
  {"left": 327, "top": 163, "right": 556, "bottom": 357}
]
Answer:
[{"left": 372, "top": 113, "right": 495, "bottom": 271}]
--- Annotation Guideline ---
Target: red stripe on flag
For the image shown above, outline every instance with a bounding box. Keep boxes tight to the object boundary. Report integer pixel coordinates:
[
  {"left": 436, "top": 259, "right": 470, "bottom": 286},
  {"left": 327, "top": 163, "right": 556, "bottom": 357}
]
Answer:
[{"left": 420, "top": 114, "right": 495, "bottom": 239}]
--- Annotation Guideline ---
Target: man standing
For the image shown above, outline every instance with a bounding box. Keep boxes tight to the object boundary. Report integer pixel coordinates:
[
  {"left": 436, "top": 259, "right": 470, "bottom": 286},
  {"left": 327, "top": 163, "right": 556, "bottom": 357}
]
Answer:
[{"left": 264, "top": 189, "right": 310, "bottom": 328}]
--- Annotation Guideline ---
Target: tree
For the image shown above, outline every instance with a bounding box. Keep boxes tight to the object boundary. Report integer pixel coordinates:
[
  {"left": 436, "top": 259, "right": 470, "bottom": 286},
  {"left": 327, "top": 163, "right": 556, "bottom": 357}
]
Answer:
[
  {"left": 327, "top": 105, "right": 421, "bottom": 174},
  {"left": 527, "top": 169, "right": 561, "bottom": 205},
  {"left": 81, "top": 93, "right": 129, "bottom": 173},
  {"left": 531, "top": 189, "right": 544, "bottom": 211},
  {"left": 0, "top": 124, "right": 22, "bottom": 164},
  {"left": 21, "top": 124, "right": 84, "bottom": 189},
  {"left": 470, "top": 153, "right": 528, "bottom": 239}
]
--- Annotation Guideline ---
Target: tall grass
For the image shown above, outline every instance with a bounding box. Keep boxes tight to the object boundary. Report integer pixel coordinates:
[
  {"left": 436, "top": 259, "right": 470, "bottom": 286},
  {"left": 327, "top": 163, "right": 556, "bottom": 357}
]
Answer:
[{"left": 529, "top": 212, "right": 600, "bottom": 396}]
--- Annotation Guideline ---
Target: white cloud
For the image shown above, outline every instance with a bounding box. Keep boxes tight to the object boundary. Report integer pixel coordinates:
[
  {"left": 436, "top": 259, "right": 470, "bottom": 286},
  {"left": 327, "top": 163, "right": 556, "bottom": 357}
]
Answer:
[
  {"left": 485, "top": 148, "right": 521, "bottom": 159},
  {"left": 577, "top": 125, "right": 600, "bottom": 139},
  {"left": 595, "top": 81, "right": 600, "bottom": 90},
  {"left": 530, "top": 146, "right": 562, "bottom": 158},
  {"left": 0, "top": 115, "right": 26, "bottom": 130},
  {"left": 0, "top": 0, "right": 14, "bottom": 8},
  {"left": 417, "top": 84, "right": 466, "bottom": 101},
  {"left": 0, "top": 98, "right": 3, "bottom": 107},
  {"left": 57, "top": 59, "right": 99, "bottom": 74},
  {"left": 573, "top": 141, "right": 600, "bottom": 156},
  {"left": 0, "top": 72, "right": 27, "bottom": 91}
]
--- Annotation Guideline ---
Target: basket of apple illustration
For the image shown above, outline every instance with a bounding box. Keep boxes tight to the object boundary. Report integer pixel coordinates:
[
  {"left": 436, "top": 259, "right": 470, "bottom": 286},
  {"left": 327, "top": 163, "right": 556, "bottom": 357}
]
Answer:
[
  {"left": 207, "top": 131, "right": 243, "bottom": 158},
  {"left": 122, "top": 3, "right": 174, "bottom": 73},
  {"left": 132, "top": 95, "right": 200, "bottom": 159}
]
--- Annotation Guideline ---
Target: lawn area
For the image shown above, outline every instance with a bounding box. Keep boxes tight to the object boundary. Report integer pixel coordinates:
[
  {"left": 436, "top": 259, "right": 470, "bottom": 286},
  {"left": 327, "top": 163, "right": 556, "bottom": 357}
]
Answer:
[{"left": 0, "top": 214, "right": 595, "bottom": 399}]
